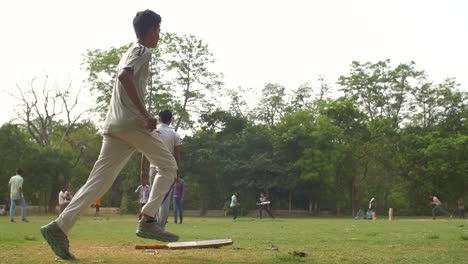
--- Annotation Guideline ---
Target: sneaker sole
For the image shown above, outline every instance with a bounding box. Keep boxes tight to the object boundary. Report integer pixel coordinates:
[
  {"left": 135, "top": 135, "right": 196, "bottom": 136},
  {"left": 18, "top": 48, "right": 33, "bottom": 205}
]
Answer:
[
  {"left": 40, "top": 226, "right": 75, "bottom": 259},
  {"left": 136, "top": 230, "right": 179, "bottom": 242}
]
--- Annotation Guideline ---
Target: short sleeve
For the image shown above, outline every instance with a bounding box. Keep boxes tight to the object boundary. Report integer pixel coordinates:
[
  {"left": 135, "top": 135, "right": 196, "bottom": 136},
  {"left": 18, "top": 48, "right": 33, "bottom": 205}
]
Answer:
[{"left": 122, "top": 45, "right": 151, "bottom": 73}]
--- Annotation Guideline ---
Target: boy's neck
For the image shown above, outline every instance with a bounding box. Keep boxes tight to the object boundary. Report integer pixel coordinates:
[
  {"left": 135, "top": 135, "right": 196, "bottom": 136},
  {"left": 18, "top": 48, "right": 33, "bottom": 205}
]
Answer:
[{"left": 137, "top": 39, "right": 150, "bottom": 48}]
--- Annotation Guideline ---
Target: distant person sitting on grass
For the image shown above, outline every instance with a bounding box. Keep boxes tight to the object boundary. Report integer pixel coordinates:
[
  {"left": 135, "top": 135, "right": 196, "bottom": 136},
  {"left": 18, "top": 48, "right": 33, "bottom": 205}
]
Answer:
[{"left": 365, "top": 209, "right": 373, "bottom": 220}]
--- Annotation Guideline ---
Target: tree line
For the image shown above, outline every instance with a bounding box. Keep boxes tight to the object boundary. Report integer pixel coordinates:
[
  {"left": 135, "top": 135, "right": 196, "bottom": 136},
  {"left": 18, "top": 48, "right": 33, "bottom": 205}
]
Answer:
[{"left": 0, "top": 33, "right": 466, "bottom": 216}]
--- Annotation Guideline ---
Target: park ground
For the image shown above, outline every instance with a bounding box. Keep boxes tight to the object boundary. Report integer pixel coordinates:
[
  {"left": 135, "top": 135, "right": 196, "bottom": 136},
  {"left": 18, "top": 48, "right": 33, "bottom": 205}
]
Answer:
[{"left": 0, "top": 215, "right": 467, "bottom": 264}]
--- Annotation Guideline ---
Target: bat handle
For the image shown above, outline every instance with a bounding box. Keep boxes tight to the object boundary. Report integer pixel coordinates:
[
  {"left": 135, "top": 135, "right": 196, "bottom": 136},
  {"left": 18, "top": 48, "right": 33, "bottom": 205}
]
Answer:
[{"left": 135, "top": 244, "right": 168, "bottom": 249}]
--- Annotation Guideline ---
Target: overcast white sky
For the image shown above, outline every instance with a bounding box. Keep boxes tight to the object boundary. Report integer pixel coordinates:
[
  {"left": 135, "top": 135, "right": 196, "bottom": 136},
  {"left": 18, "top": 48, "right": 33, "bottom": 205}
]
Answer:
[{"left": 1, "top": 0, "right": 467, "bottom": 125}]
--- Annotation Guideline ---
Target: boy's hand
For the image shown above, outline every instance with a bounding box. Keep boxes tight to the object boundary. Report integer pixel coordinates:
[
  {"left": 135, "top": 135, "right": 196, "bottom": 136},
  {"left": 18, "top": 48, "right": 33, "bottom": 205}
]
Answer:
[{"left": 143, "top": 115, "right": 158, "bottom": 131}]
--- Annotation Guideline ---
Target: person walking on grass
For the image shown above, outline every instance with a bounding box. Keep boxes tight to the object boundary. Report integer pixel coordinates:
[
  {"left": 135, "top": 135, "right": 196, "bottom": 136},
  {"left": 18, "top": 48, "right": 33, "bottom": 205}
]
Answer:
[
  {"left": 430, "top": 194, "right": 452, "bottom": 220},
  {"left": 230, "top": 192, "right": 240, "bottom": 220},
  {"left": 140, "top": 109, "right": 182, "bottom": 229},
  {"left": 40, "top": 10, "right": 179, "bottom": 260},
  {"left": 8, "top": 168, "right": 28, "bottom": 223}
]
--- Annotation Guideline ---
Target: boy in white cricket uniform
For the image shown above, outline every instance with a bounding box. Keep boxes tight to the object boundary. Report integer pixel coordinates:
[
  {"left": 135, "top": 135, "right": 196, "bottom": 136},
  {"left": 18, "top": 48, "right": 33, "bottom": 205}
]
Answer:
[
  {"left": 143, "top": 110, "right": 182, "bottom": 229},
  {"left": 40, "top": 10, "right": 179, "bottom": 260}
]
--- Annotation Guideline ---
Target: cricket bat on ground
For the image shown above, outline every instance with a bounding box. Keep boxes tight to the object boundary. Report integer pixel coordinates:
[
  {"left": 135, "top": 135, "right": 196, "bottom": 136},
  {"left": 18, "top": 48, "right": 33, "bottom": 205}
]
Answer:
[{"left": 135, "top": 238, "right": 233, "bottom": 250}]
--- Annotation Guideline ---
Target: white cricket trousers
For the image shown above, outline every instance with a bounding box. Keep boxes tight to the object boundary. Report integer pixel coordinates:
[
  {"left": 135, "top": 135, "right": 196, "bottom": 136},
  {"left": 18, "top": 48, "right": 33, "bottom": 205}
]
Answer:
[
  {"left": 55, "top": 128, "right": 177, "bottom": 234},
  {"left": 149, "top": 166, "right": 171, "bottom": 229}
]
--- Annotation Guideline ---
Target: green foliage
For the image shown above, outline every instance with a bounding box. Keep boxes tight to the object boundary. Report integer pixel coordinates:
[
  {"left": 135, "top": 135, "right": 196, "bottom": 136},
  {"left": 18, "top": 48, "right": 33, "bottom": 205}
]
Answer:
[
  {"left": 83, "top": 44, "right": 131, "bottom": 117},
  {"left": 2, "top": 54, "right": 467, "bottom": 215},
  {"left": 83, "top": 32, "right": 222, "bottom": 131},
  {"left": 119, "top": 193, "right": 139, "bottom": 215}
]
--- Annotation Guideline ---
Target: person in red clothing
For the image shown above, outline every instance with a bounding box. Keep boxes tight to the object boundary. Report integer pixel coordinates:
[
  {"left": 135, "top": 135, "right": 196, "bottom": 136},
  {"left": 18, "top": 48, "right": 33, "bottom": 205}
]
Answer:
[{"left": 93, "top": 199, "right": 102, "bottom": 218}]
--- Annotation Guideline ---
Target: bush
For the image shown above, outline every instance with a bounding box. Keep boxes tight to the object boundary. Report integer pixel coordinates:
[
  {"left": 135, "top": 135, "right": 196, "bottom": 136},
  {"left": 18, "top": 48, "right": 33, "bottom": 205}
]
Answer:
[{"left": 120, "top": 194, "right": 139, "bottom": 215}]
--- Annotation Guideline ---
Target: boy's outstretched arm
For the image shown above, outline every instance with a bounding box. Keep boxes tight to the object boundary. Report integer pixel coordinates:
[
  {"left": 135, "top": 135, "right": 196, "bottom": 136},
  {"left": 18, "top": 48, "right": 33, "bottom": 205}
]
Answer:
[{"left": 118, "top": 68, "right": 157, "bottom": 131}]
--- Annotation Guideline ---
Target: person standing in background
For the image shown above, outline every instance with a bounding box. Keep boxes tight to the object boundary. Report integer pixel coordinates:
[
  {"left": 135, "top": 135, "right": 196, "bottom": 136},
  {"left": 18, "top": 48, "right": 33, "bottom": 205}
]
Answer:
[
  {"left": 58, "top": 187, "right": 66, "bottom": 213},
  {"left": 8, "top": 168, "right": 28, "bottom": 223},
  {"left": 94, "top": 198, "right": 102, "bottom": 218},
  {"left": 230, "top": 192, "right": 240, "bottom": 220},
  {"left": 173, "top": 178, "right": 185, "bottom": 224},
  {"left": 457, "top": 197, "right": 465, "bottom": 219},
  {"left": 257, "top": 192, "right": 274, "bottom": 219},
  {"left": 135, "top": 177, "right": 150, "bottom": 220}
]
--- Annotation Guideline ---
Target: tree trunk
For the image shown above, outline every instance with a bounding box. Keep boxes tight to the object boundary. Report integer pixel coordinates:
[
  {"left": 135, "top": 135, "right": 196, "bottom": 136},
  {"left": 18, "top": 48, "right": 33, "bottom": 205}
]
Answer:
[
  {"left": 351, "top": 175, "right": 360, "bottom": 216},
  {"left": 335, "top": 170, "right": 341, "bottom": 216},
  {"left": 288, "top": 191, "right": 292, "bottom": 214},
  {"left": 48, "top": 179, "right": 59, "bottom": 213},
  {"left": 200, "top": 190, "right": 209, "bottom": 216}
]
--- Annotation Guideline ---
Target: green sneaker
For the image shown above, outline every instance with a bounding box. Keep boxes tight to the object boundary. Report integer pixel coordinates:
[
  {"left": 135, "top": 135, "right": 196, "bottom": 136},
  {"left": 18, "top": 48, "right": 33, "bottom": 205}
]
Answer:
[
  {"left": 136, "top": 221, "right": 179, "bottom": 242},
  {"left": 40, "top": 222, "right": 75, "bottom": 260}
]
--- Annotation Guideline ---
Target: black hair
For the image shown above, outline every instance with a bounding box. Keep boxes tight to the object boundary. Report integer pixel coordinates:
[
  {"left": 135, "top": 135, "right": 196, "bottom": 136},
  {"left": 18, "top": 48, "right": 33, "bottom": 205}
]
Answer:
[
  {"left": 16, "top": 168, "right": 23, "bottom": 175},
  {"left": 133, "top": 9, "right": 161, "bottom": 40},
  {"left": 159, "top": 110, "right": 173, "bottom": 124}
]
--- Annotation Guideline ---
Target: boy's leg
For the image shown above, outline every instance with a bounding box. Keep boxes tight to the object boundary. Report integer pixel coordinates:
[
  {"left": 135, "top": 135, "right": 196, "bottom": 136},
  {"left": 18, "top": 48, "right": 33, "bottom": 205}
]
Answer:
[
  {"left": 148, "top": 167, "right": 157, "bottom": 186},
  {"left": 267, "top": 208, "right": 274, "bottom": 218},
  {"left": 432, "top": 206, "right": 437, "bottom": 219},
  {"left": 439, "top": 206, "right": 451, "bottom": 217},
  {"left": 123, "top": 129, "right": 178, "bottom": 241},
  {"left": 179, "top": 200, "right": 183, "bottom": 224},
  {"left": 157, "top": 192, "right": 171, "bottom": 229},
  {"left": 21, "top": 198, "right": 27, "bottom": 221},
  {"left": 40, "top": 134, "right": 134, "bottom": 259},
  {"left": 126, "top": 129, "right": 177, "bottom": 219},
  {"left": 173, "top": 198, "right": 179, "bottom": 223},
  {"left": 233, "top": 207, "right": 238, "bottom": 220},
  {"left": 10, "top": 199, "right": 16, "bottom": 222},
  {"left": 54, "top": 134, "right": 135, "bottom": 234}
]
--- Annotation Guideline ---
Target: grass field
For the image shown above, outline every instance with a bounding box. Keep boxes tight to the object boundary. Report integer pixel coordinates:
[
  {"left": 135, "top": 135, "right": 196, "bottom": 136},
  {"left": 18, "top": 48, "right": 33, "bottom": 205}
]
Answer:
[{"left": 1, "top": 215, "right": 467, "bottom": 263}]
